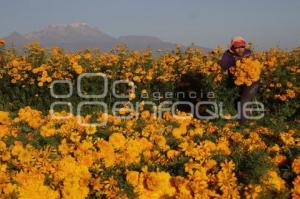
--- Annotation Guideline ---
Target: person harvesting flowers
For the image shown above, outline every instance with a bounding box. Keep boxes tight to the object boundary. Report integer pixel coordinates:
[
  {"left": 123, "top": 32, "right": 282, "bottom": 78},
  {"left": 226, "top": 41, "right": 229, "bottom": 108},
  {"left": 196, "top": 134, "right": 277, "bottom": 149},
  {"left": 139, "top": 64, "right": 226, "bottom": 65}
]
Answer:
[{"left": 220, "top": 36, "right": 261, "bottom": 122}]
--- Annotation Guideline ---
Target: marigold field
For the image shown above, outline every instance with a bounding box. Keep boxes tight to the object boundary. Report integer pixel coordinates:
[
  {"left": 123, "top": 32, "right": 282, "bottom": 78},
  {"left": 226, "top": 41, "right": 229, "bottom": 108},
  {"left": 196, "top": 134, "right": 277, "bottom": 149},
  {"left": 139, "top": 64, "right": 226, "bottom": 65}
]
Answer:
[{"left": 0, "top": 41, "right": 299, "bottom": 198}]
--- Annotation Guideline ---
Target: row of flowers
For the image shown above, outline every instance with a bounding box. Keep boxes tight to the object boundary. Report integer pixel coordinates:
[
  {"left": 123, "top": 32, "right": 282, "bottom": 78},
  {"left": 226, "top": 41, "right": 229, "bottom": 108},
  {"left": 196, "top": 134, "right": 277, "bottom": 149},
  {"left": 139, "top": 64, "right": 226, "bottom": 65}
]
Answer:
[
  {"left": 0, "top": 106, "right": 299, "bottom": 198},
  {"left": 0, "top": 42, "right": 299, "bottom": 101}
]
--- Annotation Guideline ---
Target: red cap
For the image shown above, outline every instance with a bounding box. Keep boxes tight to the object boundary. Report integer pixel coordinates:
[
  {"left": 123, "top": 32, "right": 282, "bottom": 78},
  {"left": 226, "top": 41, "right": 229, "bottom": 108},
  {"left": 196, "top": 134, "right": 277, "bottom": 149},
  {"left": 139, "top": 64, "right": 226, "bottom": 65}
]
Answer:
[
  {"left": 232, "top": 40, "right": 246, "bottom": 48},
  {"left": 231, "top": 36, "right": 246, "bottom": 48}
]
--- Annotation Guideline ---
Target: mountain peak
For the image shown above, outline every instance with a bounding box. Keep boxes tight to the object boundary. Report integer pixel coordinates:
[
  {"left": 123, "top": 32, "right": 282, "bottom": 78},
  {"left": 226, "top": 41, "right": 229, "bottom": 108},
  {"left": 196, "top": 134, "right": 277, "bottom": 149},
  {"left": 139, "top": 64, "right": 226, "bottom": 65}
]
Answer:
[
  {"left": 44, "top": 23, "right": 99, "bottom": 35},
  {"left": 48, "top": 22, "right": 89, "bottom": 28},
  {"left": 69, "top": 22, "right": 89, "bottom": 28}
]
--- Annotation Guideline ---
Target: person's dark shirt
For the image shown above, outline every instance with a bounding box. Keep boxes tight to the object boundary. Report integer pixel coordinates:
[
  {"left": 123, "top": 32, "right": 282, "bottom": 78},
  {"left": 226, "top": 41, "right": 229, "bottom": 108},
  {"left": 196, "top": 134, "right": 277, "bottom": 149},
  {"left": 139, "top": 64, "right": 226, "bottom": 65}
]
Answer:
[{"left": 220, "top": 48, "right": 252, "bottom": 70}]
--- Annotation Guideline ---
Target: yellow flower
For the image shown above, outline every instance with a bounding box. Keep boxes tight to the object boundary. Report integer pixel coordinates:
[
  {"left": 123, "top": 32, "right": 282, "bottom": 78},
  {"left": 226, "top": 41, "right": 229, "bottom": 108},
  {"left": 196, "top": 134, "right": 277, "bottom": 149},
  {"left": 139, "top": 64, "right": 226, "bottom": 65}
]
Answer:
[
  {"left": 72, "top": 62, "right": 84, "bottom": 74},
  {"left": 286, "top": 89, "right": 296, "bottom": 98},
  {"left": 0, "top": 140, "right": 6, "bottom": 151},
  {"left": 123, "top": 139, "right": 142, "bottom": 165},
  {"left": 97, "top": 140, "right": 116, "bottom": 167},
  {"left": 292, "top": 156, "right": 300, "bottom": 174},
  {"left": 84, "top": 52, "right": 92, "bottom": 60},
  {"left": 0, "top": 111, "right": 10, "bottom": 125},
  {"left": 189, "top": 126, "right": 204, "bottom": 136},
  {"left": 140, "top": 110, "right": 150, "bottom": 119},
  {"left": 280, "top": 132, "right": 295, "bottom": 145},
  {"left": 133, "top": 76, "right": 141, "bottom": 83},
  {"left": 269, "top": 144, "right": 280, "bottom": 153},
  {"left": 172, "top": 125, "right": 187, "bottom": 138},
  {"left": 55, "top": 156, "right": 91, "bottom": 199},
  {"left": 0, "top": 125, "right": 10, "bottom": 138},
  {"left": 166, "top": 149, "right": 179, "bottom": 159},
  {"left": 17, "top": 107, "right": 43, "bottom": 128},
  {"left": 109, "top": 133, "right": 126, "bottom": 149},
  {"left": 11, "top": 141, "right": 24, "bottom": 156},
  {"left": 129, "top": 93, "right": 136, "bottom": 100},
  {"left": 40, "top": 123, "right": 57, "bottom": 137},
  {"left": 85, "top": 124, "right": 97, "bottom": 135},
  {"left": 145, "top": 172, "right": 172, "bottom": 191},
  {"left": 263, "top": 170, "right": 285, "bottom": 191},
  {"left": 272, "top": 155, "right": 287, "bottom": 165},
  {"left": 292, "top": 175, "right": 300, "bottom": 198},
  {"left": 217, "top": 160, "right": 240, "bottom": 198},
  {"left": 38, "top": 82, "right": 44, "bottom": 87},
  {"left": 129, "top": 170, "right": 175, "bottom": 198},
  {"left": 204, "top": 159, "right": 217, "bottom": 171},
  {"left": 244, "top": 184, "right": 262, "bottom": 199},
  {"left": 18, "top": 149, "right": 34, "bottom": 163},
  {"left": 58, "top": 139, "right": 71, "bottom": 155},
  {"left": 154, "top": 135, "right": 167, "bottom": 149},
  {"left": 126, "top": 171, "right": 140, "bottom": 187}
]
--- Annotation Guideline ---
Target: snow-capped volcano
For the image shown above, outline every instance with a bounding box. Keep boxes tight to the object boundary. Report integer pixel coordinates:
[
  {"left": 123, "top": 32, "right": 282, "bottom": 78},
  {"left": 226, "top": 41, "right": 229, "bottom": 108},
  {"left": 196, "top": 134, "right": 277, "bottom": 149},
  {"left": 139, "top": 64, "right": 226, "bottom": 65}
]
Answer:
[{"left": 4, "top": 23, "right": 208, "bottom": 51}]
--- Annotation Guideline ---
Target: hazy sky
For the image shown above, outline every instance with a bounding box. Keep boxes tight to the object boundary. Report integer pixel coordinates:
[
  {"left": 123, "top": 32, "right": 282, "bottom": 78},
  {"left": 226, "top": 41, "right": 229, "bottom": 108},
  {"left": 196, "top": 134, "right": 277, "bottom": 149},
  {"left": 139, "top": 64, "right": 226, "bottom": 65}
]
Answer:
[{"left": 1, "top": 0, "right": 300, "bottom": 50}]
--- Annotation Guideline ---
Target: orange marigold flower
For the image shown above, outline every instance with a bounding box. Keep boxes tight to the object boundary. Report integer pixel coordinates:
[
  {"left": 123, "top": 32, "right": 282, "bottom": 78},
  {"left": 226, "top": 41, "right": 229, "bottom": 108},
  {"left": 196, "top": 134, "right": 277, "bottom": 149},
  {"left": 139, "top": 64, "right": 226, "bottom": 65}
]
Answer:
[{"left": 292, "top": 156, "right": 300, "bottom": 174}]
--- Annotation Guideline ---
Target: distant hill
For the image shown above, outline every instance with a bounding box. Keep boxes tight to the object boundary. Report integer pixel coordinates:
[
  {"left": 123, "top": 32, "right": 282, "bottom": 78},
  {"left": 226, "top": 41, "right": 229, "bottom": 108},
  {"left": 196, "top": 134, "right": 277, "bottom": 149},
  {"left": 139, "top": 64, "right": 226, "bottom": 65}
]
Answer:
[{"left": 4, "top": 23, "right": 209, "bottom": 52}]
